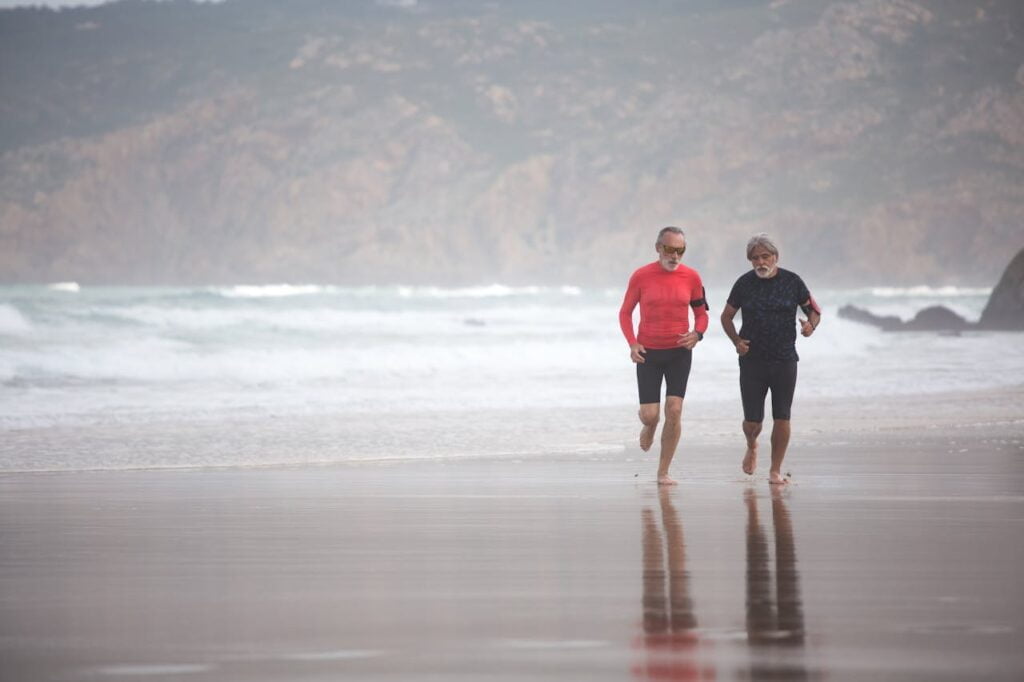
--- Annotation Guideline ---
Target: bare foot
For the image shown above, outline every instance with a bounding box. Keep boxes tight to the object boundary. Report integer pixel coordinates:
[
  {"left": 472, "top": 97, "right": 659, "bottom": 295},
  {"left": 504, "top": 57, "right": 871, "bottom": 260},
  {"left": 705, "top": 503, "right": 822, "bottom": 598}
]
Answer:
[
  {"left": 639, "top": 424, "right": 656, "bottom": 451},
  {"left": 657, "top": 474, "right": 678, "bottom": 486},
  {"left": 742, "top": 447, "right": 757, "bottom": 475},
  {"left": 768, "top": 471, "right": 789, "bottom": 485}
]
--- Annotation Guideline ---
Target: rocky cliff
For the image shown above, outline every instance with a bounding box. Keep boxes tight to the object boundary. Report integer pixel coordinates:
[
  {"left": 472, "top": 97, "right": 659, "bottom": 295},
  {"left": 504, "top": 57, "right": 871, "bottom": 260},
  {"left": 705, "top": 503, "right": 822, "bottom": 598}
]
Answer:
[
  {"left": 2, "top": 0, "right": 1023, "bottom": 285},
  {"left": 839, "top": 245, "right": 1024, "bottom": 330},
  {"left": 980, "top": 246, "right": 1024, "bottom": 329}
]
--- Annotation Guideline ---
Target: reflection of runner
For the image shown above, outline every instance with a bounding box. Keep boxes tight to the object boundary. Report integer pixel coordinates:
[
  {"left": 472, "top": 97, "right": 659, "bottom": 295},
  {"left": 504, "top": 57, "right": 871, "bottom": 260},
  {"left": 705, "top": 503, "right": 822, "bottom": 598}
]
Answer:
[
  {"left": 619, "top": 227, "right": 710, "bottom": 486},
  {"left": 744, "top": 489, "right": 807, "bottom": 681},
  {"left": 633, "top": 490, "right": 715, "bottom": 681}
]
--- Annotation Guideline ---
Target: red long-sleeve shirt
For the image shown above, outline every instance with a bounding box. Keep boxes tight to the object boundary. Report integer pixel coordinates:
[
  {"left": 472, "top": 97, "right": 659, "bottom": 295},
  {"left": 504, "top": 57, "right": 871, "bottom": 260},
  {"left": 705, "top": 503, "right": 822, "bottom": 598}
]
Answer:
[{"left": 619, "top": 262, "right": 709, "bottom": 349}]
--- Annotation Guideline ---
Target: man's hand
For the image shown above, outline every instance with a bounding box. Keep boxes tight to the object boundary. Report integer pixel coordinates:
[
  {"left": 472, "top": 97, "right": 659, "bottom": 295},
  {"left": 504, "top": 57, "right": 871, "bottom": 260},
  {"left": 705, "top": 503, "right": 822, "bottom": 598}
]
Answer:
[
  {"left": 735, "top": 338, "right": 750, "bottom": 356},
  {"left": 630, "top": 343, "right": 647, "bottom": 363},
  {"left": 678, "top": 331, "right": 701, "bottom": 350},
  {"left": 799, "top": 318, "right": 815, "bottom": 337}
]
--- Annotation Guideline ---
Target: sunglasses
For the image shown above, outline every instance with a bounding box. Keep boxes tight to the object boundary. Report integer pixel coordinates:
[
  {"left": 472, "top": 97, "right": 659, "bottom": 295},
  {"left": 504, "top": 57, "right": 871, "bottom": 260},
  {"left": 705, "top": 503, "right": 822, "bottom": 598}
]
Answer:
[{"left": 659, "top": 245, "right": 686, "bottom": 257}]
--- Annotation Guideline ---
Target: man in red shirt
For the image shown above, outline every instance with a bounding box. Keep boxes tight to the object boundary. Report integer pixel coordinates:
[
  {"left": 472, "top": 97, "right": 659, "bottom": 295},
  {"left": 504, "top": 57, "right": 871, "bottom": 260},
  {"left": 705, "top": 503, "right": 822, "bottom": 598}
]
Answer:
[{"left": 619, "top": 227, "right": 710, "bottom": 485}]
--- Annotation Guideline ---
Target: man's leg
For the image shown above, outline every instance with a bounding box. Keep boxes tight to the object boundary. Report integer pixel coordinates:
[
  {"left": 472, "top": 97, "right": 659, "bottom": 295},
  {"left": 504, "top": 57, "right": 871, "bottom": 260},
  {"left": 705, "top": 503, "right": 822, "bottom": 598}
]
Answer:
[
  {"left": 657, "top": 396, "right": 683, "bottom": 485},
  {"left": 639, "top": 403, "right": 660, "bottom": 452},
  {"left": 767, "top": 362, "right": 798, "bottom": 485},
  {"left": 768, "top": 420, "right": 791, "bottom": 485},
  {"left": 739, "top": 360, "right": 769, "bottom": 475},
  {"left": 636, "top": 352, "right": 665, "bottom": 452},
  {"left": 657, "top": 349, "right": 692, "bottom": 485},
  {"left": 742, "top": 420, "right": 763, "bottom": 475}
]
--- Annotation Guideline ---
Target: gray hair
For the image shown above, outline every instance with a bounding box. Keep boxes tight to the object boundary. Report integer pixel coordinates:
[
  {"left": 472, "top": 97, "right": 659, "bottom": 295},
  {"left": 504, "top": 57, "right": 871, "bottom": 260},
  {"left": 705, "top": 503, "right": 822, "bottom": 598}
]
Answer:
[
  {"left": 657, "top": 226, "right": 686, "bottom": 244},
  {"left": 746, "top": 233, "right": 779, "bottom": 259}
]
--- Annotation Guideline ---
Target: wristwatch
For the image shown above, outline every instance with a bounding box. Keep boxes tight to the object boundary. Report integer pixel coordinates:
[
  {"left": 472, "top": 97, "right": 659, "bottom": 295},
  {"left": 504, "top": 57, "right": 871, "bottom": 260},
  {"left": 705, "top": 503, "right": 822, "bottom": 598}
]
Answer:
[{"left": 695, "top": 331, "right": 704, "bottom": 341}]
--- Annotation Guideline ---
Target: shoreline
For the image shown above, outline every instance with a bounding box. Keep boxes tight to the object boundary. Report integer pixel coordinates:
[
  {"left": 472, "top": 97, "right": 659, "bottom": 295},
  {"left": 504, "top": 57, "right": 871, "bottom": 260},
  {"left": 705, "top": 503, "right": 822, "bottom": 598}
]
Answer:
[
  {"left": 1, "top": 383, "right": 1021, "bottom": 475},
  {"left": 2, "top": 386, "right": 1023, "bottom": 681},
  {"left": 3, "top": 443, "right": 1023, "bottom": 681}
]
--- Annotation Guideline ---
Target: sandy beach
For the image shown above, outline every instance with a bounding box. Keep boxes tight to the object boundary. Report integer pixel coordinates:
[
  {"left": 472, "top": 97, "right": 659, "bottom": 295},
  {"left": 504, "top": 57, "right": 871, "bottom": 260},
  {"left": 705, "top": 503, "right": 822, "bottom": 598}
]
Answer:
[{"left": 2, "top": 386, "right": 1023, "bottom": 681}]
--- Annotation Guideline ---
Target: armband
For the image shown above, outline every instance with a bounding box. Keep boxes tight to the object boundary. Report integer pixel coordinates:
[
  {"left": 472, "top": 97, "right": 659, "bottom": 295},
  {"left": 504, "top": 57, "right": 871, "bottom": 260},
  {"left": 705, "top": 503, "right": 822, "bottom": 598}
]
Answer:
[
  {"left": 690, "top": 287, "right": 710, "bottom": 311},
  {"left": 800, "top": 294, "right": 821, "bottom": 317}
]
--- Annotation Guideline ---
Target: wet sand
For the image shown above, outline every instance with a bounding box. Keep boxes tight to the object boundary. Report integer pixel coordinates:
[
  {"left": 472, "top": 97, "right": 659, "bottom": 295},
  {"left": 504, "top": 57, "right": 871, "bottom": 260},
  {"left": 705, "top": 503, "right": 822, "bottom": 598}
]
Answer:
[{"left": 2, "top": 392, "right": 1023, "bottom": 681}]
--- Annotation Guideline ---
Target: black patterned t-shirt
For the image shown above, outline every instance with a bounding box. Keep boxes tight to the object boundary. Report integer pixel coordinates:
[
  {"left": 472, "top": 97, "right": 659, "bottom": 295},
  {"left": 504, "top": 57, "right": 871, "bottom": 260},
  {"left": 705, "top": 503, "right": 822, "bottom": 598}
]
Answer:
[{"left": 726, "top": 268, "right": 811, "bottom": 362}]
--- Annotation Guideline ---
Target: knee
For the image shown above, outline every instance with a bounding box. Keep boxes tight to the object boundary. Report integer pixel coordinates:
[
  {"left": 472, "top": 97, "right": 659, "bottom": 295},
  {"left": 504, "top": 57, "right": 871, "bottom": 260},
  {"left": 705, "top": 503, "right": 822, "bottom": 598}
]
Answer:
[
  {"left": 664, "top": 398, "right": 683, "bottom": 422},
  {"left": 639, "top": 406, "right": 660, "bottom": 426}
]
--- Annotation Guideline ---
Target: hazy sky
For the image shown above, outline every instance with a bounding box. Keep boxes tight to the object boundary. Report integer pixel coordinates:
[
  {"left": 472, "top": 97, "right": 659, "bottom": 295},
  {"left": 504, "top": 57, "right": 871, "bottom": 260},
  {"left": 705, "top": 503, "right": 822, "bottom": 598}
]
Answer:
[
  {"left": 0, "top": 1, "right": 108, "bottom": 6},
  {"left": 0, "top": 0, "right": 224, "bottom": 7}
]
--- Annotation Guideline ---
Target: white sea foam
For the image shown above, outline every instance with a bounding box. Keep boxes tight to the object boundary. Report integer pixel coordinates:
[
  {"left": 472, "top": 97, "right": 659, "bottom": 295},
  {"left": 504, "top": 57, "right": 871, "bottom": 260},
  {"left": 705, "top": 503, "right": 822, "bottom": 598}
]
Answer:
[
  {"left": 213, "top": 284, "right": 329, "bottom": 298},
  {"left": 211, "top": 283, "right": 584, "bottom": 300},
  {"left": 396, "top": 284, "right": 583, "bottom": 298},
  {"left": 0, "top": 358, "right": 13, "bottom": 383},
  {"left": 72, "top": 303, "right": 607, "bottom": 336},
  {"left": 869, "top": 285, "right": 992, "bottom": 298},
  {"left": 47, "top": 281, "right": 80, "bottom": 292},
  {"left": 1, "top": 283, "right": 1021, "bottom": 469},
  {"left": 0, "top": 304, "right": 32, "bottom": 335}
]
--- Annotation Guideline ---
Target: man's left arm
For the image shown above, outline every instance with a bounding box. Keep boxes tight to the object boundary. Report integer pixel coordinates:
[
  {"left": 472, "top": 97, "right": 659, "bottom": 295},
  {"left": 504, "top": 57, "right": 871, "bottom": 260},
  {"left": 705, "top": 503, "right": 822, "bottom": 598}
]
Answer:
[
  {"left": 680, "top": 281, "right": 710, "bottom": 349},
  {"left": 799, "top": 293, "right": 821, "bottom": 337}
]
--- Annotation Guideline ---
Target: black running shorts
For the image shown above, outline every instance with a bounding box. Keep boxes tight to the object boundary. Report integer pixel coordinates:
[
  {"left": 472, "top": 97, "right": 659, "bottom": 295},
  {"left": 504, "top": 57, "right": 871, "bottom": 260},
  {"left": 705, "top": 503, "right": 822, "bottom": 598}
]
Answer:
[
  {"left": 739, "top": 358, "right": 798, "bottom": 422},
  {"left": 636, "top": 347, "right": 693, "bottom": 404}
]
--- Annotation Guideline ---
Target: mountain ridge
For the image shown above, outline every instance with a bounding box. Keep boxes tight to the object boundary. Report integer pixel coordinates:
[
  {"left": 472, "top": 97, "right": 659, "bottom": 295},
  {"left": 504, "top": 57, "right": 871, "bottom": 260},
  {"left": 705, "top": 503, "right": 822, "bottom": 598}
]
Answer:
[{"left": 1, "top": 0, "right": 1022, "bottom": 286}]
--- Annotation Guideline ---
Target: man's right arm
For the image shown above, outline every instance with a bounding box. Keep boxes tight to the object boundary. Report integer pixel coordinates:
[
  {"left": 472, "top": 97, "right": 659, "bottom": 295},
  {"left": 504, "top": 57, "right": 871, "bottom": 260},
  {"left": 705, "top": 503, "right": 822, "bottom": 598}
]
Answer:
[
  {"left": 720, "top": 303, "right": 749, "bottom": 356},
  {"left": 619, "top": 276, "right": 645, "bottom": 363},
  {"left": 618, "top": 276, "right": 640, "bottom": 344}
]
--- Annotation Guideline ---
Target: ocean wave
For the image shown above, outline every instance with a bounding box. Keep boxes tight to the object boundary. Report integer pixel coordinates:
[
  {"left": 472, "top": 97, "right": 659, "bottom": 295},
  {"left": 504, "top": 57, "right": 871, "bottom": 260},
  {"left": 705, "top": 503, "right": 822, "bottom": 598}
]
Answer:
[
  {"left": 211, "top": 284, "right": 332, "bottom": 298},
  {"left": 0, "top": 304, "right": 32, "bottom": 335},
  {"left": 192, "top": 283, "right": 587, "bottom": 301},
  {"left": 396, "top": 284, "right": 582, "bottom": 299},
  {"left": 46, "top": 281, "right": 81, "bottom": 292},
  {"left": 869, "top": 285, "right": 992, "bottom": 298}
]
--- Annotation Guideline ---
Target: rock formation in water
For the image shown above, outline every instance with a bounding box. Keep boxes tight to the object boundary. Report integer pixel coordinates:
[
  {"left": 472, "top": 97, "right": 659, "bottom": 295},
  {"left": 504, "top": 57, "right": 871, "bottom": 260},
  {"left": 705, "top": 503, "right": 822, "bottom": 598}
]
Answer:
[
  {"left": 835, "top": 305, "right": 903, "bottom": 331},
  {"left": 902, "top": 306, "right": 972, "bottom": 332},
  {"left": 839, "top": 246, "right": 1024, "bottom": 332},
  {"left": 979, "top": 247, "right": 1024, "bottom": 330}
]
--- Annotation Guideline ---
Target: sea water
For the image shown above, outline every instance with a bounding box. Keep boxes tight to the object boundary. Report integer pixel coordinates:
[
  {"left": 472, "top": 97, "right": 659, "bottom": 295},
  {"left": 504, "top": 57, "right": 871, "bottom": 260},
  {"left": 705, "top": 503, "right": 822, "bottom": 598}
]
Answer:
[{"left": 1, "top": 282, "right": 1020, "bottom": 470}]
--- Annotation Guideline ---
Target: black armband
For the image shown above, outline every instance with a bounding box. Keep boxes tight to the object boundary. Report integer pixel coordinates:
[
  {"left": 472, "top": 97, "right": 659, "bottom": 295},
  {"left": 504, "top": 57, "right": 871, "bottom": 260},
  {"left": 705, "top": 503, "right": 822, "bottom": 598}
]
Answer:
[
  {"left": 690, "top": 287, "right": 710, "bottom": 311},
  {"left": 800, "top": 294, "right": 821, "bottom": 317}
]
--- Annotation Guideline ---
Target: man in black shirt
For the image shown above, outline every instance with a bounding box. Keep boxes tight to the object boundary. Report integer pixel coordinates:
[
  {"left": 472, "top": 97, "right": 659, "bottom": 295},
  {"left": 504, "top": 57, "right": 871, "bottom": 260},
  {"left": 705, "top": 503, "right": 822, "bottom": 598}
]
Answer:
[{"left": 720, "top": 234, "right": 821, "bottom": 485}]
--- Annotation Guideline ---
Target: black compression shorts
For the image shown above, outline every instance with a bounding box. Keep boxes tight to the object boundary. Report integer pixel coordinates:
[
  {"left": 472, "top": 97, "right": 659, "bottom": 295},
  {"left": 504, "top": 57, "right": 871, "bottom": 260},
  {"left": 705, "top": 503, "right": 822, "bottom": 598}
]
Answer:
[
  {"left": 636, "top": 347, "right": 693, "bottom": 404},
  {"left": 739, "top": 359, "right": 798, "bottom": 422}
]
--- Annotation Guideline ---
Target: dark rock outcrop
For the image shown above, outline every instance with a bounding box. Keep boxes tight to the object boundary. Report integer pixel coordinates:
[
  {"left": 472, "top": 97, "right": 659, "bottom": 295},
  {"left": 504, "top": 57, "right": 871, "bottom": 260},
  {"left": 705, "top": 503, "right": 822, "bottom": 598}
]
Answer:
[
  {"left": 839, "top": 246, "right": 1024, "bottom": 332},
  {"left": 903, "top": 305, "right": 971, "bottom": 332},
  {"left": 837, "top": 305, "right": 903, "bottom": 331},
  {"left": 979, "top": 247, "right": 1024, "bottom": 330},
  {"left": 838, "top": 304, "right": 971, "bottom": 332}
]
